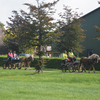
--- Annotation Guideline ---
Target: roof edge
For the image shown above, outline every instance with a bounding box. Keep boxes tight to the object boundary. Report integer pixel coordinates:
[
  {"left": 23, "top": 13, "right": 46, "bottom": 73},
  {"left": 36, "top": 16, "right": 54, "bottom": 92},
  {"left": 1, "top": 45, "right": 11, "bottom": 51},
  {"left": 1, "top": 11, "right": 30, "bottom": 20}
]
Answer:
[{"left": 81, "top": 7, "right": 100, "bottom": 18}]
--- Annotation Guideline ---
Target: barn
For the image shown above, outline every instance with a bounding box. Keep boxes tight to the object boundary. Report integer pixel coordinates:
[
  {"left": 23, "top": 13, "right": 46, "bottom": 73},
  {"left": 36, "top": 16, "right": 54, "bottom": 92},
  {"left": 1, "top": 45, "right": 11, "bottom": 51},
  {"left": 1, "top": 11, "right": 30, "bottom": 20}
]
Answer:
[
  {"left": 79, "top": 7, "right": 100, "bottom": 57},
  {"left": 52, "top": 7, "right": 100, "bottom": 57}
]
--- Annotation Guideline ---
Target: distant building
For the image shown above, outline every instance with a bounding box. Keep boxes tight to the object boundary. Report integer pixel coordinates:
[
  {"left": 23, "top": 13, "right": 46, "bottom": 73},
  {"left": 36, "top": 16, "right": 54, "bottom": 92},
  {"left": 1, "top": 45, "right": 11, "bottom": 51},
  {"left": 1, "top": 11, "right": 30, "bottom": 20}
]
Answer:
[
  {"left": 51, "top": 7, "right": 100, "bottom": 57},
  {"left": 80, "top": 7, "right": 100, "bottom": 57},
  {"left": 0, "top": 27, "right": 8, "bottom": 54}
]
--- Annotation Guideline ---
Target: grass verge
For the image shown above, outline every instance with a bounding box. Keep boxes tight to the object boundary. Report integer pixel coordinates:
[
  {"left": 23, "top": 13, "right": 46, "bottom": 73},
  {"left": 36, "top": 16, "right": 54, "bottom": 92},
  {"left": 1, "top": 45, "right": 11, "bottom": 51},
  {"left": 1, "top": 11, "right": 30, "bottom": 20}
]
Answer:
[{"left": 0, "top": 69, "right": 100, "bottom": 100}]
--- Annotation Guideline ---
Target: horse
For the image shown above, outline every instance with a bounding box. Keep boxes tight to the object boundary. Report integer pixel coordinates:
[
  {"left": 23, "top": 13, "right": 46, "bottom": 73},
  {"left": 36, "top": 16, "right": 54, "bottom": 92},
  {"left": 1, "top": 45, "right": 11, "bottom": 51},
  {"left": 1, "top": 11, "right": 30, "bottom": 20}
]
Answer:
[
  {"left": 78, "top": 54, "right": 99, "bottom": 73},
  {"left": 19, "top": 55, "right": 34, "bottom": 70}
]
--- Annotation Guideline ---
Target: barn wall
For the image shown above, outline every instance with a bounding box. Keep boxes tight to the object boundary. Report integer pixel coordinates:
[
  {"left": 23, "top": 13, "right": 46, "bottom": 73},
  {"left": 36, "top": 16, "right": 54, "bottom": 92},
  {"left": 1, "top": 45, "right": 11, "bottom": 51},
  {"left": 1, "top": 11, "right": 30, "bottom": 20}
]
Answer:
[{"left": 79, "top": 7, "right": 100, "bottom": 57}]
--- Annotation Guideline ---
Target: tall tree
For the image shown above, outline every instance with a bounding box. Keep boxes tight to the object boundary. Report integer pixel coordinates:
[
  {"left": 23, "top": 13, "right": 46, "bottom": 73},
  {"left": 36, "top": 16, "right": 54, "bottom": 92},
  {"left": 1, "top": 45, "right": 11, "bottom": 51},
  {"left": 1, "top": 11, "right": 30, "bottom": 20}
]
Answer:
[
  {"left": 56, "top": 5, "right": 85, "bottom": 54},
  {"left": 4, "top": 0, "right": 60, "bottom": 73},
  {"left": 24, "top": 0, "right": 60, "bottom": 73}
]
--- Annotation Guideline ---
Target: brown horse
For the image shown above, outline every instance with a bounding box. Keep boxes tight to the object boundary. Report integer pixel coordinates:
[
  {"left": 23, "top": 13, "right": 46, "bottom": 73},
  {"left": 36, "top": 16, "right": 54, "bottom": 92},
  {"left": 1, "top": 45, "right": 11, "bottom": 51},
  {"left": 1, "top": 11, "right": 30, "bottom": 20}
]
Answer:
[
  {"left": 19, "top": 55, "right": 34, "bottom": 70},
  {"left": 78, "top": 54, "right": 99, "bottom": 73}
]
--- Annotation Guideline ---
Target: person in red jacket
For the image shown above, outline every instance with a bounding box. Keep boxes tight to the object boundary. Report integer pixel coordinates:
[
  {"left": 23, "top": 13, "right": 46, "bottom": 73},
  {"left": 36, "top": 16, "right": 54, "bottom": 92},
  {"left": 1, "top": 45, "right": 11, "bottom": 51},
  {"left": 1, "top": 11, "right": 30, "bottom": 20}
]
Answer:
[{"left": 8, "top": 50, "right": 14, "bottom": 61}]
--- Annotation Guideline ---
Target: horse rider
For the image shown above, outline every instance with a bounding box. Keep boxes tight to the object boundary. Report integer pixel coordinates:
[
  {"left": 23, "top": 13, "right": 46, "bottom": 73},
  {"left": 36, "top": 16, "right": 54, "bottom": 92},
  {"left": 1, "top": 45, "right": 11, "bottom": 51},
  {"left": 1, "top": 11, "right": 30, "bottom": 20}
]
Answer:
[
  {"left": 68, "top": 49, "right": 76, "bottom": 63},
  {"left": 62, "top": 50, "right": 68, "bottom": 64},
  {"left": 8, "top": 50, "right": 14, "bottom": 61}
]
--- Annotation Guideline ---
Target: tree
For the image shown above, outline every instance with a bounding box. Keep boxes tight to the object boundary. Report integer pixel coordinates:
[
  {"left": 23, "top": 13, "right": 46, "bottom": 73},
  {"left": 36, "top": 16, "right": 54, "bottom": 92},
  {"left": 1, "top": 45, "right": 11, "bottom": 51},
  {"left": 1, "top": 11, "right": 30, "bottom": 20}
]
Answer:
[
  {"left": 94, "top": 26, "right": 100, "bottom": 40},
  {"left": 0, "top": 21, "right": 4, "bottom": 29},
  {"left": 4, "top": 0, "right": 60, "bottom": 73},
  {"left": 56, "top": 5, "right": 85, "bottom": 54},
  {"left": 3, "top": 29, "right": 19, "bottom": 53},
  {"left": 24, "top": 0, "right": 60, "bottom": 73},
  {"left": 93, "top": 1, "right": 100, "bottom": 40},
  {"left": 3, "top": 9, "right": 35, "bottom": 53}
]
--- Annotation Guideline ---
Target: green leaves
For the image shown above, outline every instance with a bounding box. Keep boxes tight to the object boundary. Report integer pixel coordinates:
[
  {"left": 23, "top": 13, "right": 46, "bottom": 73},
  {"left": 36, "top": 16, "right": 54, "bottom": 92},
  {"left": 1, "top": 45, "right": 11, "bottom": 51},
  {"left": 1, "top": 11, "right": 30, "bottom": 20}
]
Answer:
[
  {"left": 0, "top": 21, "right": 4, "bottom": 29},
  {"left": 94, "top": 26, "right": 100, "bottom": 40},
  {"left": 56, "top": 6, "right": 85, "bottom": 54},
  {"left": 4, "top": 0, "right": 60, "bottom": 72}
]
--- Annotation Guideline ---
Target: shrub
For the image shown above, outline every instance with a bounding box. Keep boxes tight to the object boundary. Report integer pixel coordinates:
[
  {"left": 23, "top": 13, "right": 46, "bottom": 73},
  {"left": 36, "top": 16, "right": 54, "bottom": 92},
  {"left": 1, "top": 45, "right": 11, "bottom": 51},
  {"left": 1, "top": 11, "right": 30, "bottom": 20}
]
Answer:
[
  {"left": 0, "top": 55, "right": 100, "bottom": 71},
  {"left": 31, "top": 57, "right": 100, "bottom": 71}
]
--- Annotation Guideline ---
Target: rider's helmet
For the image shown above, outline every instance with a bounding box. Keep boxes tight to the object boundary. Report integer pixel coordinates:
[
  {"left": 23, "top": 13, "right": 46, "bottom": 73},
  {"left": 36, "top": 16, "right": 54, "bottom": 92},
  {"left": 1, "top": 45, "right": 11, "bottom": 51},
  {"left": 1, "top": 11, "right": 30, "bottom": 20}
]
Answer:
[
  {"left": 64, "top": 50, "right": 67, "bottom": 53},
  {"left": 69, "top": 49, "right": 72, "bottom": 52}
]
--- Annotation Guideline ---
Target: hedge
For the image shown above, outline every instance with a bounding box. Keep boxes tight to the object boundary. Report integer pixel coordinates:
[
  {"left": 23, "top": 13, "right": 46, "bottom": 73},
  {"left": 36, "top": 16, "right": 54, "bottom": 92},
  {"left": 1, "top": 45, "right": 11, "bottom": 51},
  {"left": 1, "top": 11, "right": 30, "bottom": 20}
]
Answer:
[
  {"left": 0, "top": 56, "right": 100, "bottom": 71},
  {"left": 31, "top": 57, "right": 100, "bottom": 71},
  {"left": 31, "top": 58, "right": 62, "bottom": 69}
]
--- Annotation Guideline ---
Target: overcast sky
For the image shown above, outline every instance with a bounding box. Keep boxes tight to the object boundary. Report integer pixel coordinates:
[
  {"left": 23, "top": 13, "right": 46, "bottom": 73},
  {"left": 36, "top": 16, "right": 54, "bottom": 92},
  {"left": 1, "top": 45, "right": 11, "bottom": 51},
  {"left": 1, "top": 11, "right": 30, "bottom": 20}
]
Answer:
[{"left": 0, "top": 0, "right": 100, "bottom": 28}]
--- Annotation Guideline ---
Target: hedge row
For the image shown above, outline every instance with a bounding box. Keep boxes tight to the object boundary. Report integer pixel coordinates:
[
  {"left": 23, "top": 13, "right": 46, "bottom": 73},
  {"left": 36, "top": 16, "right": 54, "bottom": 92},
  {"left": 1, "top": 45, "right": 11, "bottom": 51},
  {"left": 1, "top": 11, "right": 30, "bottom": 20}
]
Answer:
[
  {"left": 31, "top": 58, "right": 100, "bottom": 71},
  {"left": 31, "top": 58, "right": 62, "bottom": 69},
  {"left": 0, "top": 56, "right": 100, "bottom": 71}
]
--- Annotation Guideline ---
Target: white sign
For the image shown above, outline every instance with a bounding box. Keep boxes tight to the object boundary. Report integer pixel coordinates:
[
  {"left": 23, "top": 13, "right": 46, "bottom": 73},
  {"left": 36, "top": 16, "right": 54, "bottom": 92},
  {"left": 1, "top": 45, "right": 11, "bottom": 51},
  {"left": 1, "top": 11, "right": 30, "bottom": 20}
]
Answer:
[{"left": 47, "top": 46, "right": 52, "bottom": 51}]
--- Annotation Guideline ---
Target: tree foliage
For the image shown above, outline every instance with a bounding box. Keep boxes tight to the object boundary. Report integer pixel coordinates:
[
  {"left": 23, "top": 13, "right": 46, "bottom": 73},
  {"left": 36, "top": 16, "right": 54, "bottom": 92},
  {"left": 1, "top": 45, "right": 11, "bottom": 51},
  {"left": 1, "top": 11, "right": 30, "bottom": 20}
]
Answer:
[
  {"left": 94, "top": 26, "right": 100, "bottom": 40},
  {"left": 0, "top": 21, "right": 4, "bottom": 29},
  {"left": 4, "top": 0, "right": 60, "bottom": 73},
  {"left": 56, "top": 5, "right": 85, "bottom": 54},
  {"left": 93, "top": 2, "right": 100, "bottom": 40},
  {"left": 3, "top": 29, "right": 19, "bottom": 53}
]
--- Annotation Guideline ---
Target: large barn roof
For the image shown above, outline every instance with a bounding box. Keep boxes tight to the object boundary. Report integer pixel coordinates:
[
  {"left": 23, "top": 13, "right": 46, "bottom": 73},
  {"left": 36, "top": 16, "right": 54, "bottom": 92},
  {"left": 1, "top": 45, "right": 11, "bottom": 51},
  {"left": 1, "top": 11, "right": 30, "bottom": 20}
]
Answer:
[{"left": 81, "top": 7, "right": 100, "bottom": 18}]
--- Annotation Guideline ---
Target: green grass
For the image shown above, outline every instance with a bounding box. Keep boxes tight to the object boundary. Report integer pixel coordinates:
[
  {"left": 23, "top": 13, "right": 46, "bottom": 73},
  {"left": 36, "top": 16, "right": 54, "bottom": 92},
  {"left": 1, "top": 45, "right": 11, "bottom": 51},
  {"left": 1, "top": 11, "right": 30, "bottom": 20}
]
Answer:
[{"left": 0, "top": 69, "right": 100, "bottom": 100}]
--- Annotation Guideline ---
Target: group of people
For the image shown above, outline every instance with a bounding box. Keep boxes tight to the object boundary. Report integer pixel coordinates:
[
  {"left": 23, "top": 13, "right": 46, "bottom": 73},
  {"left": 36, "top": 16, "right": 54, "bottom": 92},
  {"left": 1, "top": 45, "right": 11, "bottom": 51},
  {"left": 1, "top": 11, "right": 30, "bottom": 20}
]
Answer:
[
  {"left": 62, "top": 49, "right": 76, "bottom": 64},
  {"left": 8, "top": 50, "right": 19, "bottom": 61}
]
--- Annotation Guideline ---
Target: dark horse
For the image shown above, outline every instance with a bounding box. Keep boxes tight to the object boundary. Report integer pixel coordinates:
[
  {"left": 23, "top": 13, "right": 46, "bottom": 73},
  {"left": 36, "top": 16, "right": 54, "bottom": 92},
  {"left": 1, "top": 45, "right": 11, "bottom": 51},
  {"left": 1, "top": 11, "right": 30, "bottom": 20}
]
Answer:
[
  {"left": 78, "top": 54, "right": 99, "bottom": 73},
  {"left": 19, "top": 55, "right": 34, "bottom": 70}
]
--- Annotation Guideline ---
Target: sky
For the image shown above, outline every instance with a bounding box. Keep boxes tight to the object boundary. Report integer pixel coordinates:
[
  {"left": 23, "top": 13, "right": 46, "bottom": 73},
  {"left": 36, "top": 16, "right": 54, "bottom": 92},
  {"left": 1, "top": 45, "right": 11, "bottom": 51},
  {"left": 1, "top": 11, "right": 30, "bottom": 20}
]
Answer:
[{"left": 0, "top": 0, "right": 100, "bottom": 28}]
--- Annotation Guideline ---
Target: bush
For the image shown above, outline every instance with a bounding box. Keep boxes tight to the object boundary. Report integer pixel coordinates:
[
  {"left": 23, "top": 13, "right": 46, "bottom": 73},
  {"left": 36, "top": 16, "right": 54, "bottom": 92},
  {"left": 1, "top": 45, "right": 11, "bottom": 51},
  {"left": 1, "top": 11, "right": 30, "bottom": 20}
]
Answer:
[
  {"left": 31, "top": 57, "right": 62, "bottom": 69},
  {"left": 31, "top": 57, "right": 100, "bottom": 71},
  {"left": 0, "top": 55, "right": 100, "bottom": 71}
]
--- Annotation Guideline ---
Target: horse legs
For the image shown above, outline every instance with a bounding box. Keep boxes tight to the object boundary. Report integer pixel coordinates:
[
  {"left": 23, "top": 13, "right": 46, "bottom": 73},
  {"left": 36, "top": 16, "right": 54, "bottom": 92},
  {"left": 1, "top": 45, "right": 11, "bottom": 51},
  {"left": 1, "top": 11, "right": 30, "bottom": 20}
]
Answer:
[
  {"left": 88, "top": 65, "right": 92, "bottom": 73},
  {"left": 89, "top": 65, "right": 95, "bottom": 73},
  {"left": 93, "top": 66, "right": 95, "bottom": 73},
  {"left": 78, "top": 63, "right": 82, "bottom": 72},
  {"left": 28, "top": 63, "right": 31, "bottom": 70},
  {"left": 78, "top": 64, "right": 86, "bottom": 73},
  {"left": 78, "top": 66, "right": 80, "bottom": 72},
  {"left": 83, "top": 66, "right": 86, "bottom": 72},
  {"left": 25, "top": 63, "right": 31, "bottom": 70},
  {"left": 24, "top": 63, "right": 27, "bottom": 70},
  {"left": 81, "top": 64, "right": 86, "bottom": 72},
  {"left": 19, "top": 62, "right": 23, "bottom": 68}
]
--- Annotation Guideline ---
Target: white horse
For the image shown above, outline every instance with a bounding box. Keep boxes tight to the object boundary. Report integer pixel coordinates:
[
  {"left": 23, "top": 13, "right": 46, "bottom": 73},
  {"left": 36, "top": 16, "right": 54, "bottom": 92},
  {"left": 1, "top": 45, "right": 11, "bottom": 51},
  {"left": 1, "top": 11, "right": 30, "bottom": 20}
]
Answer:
[{"left": 88, "top": 54, "right": 99, "bottom": 63}]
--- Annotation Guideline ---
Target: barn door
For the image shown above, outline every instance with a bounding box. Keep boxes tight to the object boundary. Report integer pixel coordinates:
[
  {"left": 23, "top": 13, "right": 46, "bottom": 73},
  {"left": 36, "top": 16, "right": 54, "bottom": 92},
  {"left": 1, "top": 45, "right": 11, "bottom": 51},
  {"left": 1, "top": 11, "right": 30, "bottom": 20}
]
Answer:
[{"left": 87, "top": 49, "right": 93, "bottom": 57}]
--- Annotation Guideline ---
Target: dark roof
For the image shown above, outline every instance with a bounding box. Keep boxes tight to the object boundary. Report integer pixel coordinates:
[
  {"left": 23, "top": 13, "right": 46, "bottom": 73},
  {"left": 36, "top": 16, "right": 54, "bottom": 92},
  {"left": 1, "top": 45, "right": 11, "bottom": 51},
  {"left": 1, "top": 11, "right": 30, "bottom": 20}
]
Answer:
[{"left": 81, "top": 7, "right": 100, "bottom": 18}]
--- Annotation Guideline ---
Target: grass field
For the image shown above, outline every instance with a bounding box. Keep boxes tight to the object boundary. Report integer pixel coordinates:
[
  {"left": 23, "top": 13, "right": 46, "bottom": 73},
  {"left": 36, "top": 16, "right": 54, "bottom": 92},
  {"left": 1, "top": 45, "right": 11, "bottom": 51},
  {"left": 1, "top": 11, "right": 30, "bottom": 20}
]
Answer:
[{"left": 0, "top": 69, "right": 100, "bottom": 100}]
